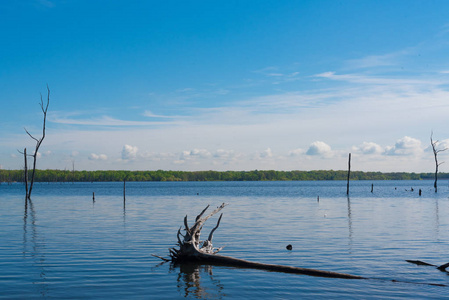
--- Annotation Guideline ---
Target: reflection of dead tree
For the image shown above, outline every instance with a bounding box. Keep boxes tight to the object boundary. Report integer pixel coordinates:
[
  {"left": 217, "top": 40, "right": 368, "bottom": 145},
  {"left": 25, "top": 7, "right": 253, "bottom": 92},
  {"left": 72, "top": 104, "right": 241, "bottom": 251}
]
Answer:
[
  {"left": 176, "top": 263, "right": 224, "bottom": 299},
  {"left": 163, "top": 203, "right": 365, "bottom": 279},
  {"left": 430, "top": 132, "right": 447, "bottom": 193},
  {"left": 18, "top": 86, "right": 50, "bottom": 199}
]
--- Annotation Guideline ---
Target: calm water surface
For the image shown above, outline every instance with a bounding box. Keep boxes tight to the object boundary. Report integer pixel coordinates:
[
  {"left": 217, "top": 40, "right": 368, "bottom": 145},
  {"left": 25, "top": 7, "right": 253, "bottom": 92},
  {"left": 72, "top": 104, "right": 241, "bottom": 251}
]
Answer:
[{"left": 1, "top": 180, "right": 449, "bottom": 299}]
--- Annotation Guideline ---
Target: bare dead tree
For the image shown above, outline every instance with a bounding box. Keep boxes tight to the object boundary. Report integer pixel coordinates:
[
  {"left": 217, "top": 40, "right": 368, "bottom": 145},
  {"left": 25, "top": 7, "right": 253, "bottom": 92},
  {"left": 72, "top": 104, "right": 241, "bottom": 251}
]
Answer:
[
  {"left": 430, "top": 132, "right": 447, "bottom": 193},
  {"left": 156, "top": 204, "right": 365, "bottom": 279},
  {"left": 18, "top": 86, "right": 50, "bottom": 199},
  {"left": 23, "top": 148, "right": 28, "bottom": 199}
]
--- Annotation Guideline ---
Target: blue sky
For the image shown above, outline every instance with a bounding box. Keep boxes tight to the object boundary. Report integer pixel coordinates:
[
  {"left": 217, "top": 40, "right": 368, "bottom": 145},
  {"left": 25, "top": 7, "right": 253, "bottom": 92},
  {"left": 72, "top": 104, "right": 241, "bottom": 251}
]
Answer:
[{"left": 2, "top": 0, "right": 449, "bottom": 172}]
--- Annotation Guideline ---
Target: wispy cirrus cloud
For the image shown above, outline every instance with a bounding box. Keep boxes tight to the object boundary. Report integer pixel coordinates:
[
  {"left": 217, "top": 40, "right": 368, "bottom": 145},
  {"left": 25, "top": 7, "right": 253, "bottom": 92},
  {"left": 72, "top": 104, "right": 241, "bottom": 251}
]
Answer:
[
  {"left": 345, "top": 50, "right": 408, "bottom": 69},
  {"left": 313, "top": 71, "right": 445, "bottom": 86},
  {"left": 51, "top": 115, "right": 179, "bottom": 126},
  {"left": 143, "top": 110, "right": 181, "bottom": 119}
]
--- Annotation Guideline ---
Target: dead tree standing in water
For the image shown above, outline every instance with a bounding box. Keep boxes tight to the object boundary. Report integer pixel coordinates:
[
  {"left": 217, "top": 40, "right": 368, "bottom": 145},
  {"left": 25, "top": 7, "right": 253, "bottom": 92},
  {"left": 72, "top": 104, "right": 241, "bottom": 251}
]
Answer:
[
  {"left": 19, "top": 86, "right": 50, "bottom": 199},
  {"left": 430, "top": 132, "right": 447, "bottom": 193}
]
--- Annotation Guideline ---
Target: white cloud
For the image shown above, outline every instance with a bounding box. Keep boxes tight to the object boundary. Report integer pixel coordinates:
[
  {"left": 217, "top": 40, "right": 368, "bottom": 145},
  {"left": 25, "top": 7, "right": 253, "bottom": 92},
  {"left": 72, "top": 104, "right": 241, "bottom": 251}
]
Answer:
[
  {"left": 121, "top": 145, "right": 138, "bottom": 160},
  {"left": 288, "top": 148, "right": 305, "bottom": 156},
  {"left": 437, "top": 139, "right": 449, "bottom": 151},
  {"left": 314, "top": 71, "right": 335, "bottom": 78},
  {"left": 213, "top": 149, "right": 236, "bottom": 159},
  {"left": 346, "top": 51, "right": 405, "bottom": 69},
  {"left": 260, "top": 148, "right": 273, "bottom": 158},
  {"left": 306, "top": 141, "right": 332, "bottom": 157},
  {"left": 89, "top": 153, "right": 108, "bottom": 161},
  {"left": 143, "top": 110, "right": 176, "bottom": 118},
  {"left": 385, "top": 136, "right": 423, "bottom": 156},
  {"left": 352, "top": 142, "right": 383, "bottom": 155},
  {"left": 180, "top": 149, "right": 212, "bottom": 161}
]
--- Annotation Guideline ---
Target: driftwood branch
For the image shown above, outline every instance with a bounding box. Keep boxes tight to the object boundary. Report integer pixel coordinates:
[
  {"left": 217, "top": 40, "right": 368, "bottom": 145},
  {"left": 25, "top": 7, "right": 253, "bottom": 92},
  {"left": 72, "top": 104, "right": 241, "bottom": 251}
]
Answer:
[
  {"left": 406, "top": 260, "right": 449, "bottom": 272},
  {"left": 166, "top": 203, "right": 365, "bottom": 280},
  {"left": 151, "top": 205, "right": 449, "bottom": 287}
]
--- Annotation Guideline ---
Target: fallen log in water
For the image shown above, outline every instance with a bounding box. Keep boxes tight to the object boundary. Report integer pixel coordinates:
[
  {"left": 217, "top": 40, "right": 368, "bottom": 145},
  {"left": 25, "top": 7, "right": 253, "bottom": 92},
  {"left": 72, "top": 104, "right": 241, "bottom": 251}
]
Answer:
[
  {"left": 406, "top": 260, "right": 449, "bottom": 272},
  {"left": 152, "top": 204, "right": 448, "bottom": 286},
  {"left": 166, "top": 203, "right": 365, "bottom": 280}
]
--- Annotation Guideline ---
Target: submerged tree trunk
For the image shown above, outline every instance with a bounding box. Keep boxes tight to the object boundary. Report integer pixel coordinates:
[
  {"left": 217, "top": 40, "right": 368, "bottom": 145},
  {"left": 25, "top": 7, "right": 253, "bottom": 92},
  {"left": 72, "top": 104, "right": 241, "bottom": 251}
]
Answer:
[{"left": 167, "top": 204, "right": 365, "bottom": 280}]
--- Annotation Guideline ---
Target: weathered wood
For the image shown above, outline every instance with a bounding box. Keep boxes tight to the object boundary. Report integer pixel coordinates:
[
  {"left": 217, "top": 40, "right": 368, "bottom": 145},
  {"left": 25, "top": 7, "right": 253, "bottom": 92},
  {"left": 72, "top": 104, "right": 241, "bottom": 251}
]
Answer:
[
  {"left": 168, "top": 203, "right": 365, "bottom": 280},
  {"left": 430, "top": 132, "right": 447, "bottom": 193},
  {"left": 178, "top": 251, "right": 365, "bottom": 279},
  {"left": 24, "top": 148, "right": 28, "bottom": 200},
  {"left": 406, "top": 260, "right": 449, "bottom": 272},
  {"left": 19, "top": 86, "right": 50, "bottom": 199}
]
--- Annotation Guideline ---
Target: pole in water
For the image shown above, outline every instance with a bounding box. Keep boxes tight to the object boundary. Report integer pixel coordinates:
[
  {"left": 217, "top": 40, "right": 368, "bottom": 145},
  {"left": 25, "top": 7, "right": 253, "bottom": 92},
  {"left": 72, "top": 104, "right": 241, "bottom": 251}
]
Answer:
[
  {"left": 93, "top": 192, "right": 95, "bottom": 202},
  {"left": 346, "top": 153, "right": 351, "bottom": 195},
  {"left": 123, "top": 180, "right": 126, "bottom": 202},
  {"left": 371, "top": 183, "right": 373, "bottom": 193}
]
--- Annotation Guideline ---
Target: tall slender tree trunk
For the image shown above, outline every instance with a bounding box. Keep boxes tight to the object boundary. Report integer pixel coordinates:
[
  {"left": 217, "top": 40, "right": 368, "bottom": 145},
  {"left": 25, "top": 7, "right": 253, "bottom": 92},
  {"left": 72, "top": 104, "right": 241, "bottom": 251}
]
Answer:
[
  {"left": 430, "top": 132, "right": 447, "bottom": 193},
  {"left": 20, "top": 85, "right": 50, "bottom": 199},
  {"left": 24, "top": 148, "right": 28, "bottom": 199}
]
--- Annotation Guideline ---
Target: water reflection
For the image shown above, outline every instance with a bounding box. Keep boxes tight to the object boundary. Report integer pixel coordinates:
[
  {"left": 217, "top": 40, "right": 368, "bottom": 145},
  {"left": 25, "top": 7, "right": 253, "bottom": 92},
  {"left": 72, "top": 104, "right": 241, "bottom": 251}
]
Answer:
[
  {"left": 434, "top": 199, "right": 440, "bottom": 242},
  {"left": 23, "top": 198, "right": 48, "bottom": 297},
  {"left": 347, "top": 196, "right": 353, "bottom": 251},
  {"left": 176, "top": 263, "right": 225, "bottom": 299}
]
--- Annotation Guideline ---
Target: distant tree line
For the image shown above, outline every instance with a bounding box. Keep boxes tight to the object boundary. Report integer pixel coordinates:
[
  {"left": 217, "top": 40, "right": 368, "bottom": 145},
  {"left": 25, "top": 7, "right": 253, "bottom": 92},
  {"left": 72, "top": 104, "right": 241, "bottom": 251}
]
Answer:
[{"left": 1, "top": 169, "right": 448, "bottom": 183}]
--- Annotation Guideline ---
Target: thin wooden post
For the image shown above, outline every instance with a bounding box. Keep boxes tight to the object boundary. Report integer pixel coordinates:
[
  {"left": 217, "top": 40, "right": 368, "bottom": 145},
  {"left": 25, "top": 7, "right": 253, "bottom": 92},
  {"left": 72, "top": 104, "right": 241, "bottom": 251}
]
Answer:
[
  {"left": 123, "top": 180, "right": 126, "bottom": 202},
  {"left": 346, "top": 153, "right": 351, "bottom": 195},
  {"left": 93, "top": 192, "right": 95, "bottom": 202},
  {"left": 371, "top": 183, "right": 373, "bottom": 193}
]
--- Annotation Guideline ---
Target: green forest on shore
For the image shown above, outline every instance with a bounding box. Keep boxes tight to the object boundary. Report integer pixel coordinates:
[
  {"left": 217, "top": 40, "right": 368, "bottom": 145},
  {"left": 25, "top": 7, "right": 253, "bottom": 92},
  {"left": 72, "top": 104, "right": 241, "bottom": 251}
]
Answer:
[{"left": 0, "top": 169, "right": 447, "bottom": 183}]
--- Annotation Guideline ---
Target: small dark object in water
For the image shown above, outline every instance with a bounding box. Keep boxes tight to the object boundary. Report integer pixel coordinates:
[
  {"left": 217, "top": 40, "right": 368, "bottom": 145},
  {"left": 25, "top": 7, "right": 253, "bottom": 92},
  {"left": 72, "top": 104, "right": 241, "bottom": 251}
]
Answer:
[
  {"left": 419, "top": 189, "right": 422, "bottom": 196},
  {"left": 286, "top": 244, "right": 292, "bottom": 251}
]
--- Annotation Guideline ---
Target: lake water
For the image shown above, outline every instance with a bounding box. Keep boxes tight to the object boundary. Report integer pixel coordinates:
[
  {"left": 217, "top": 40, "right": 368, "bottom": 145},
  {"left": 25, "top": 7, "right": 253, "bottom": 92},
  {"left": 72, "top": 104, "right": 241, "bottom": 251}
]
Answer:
[{"left": 1, "top": 180, "right": 449, "bottom": 299}]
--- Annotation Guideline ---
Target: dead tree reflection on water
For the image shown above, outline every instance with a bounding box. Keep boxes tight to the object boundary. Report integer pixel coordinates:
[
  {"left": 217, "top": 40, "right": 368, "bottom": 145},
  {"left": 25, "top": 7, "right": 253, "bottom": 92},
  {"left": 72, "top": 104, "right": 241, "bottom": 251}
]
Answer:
[
  {"left": 175, "top": 263, "right": 225, "bottom": 299},
  {"left": 23, "top": 198, "right": 48, "bottom": 297},
  {"left": 434, "top": 198, "right": 440, "bottom": 242},
  {"left": 347, "top": 196, "right": 353, "bottom": 252}
]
